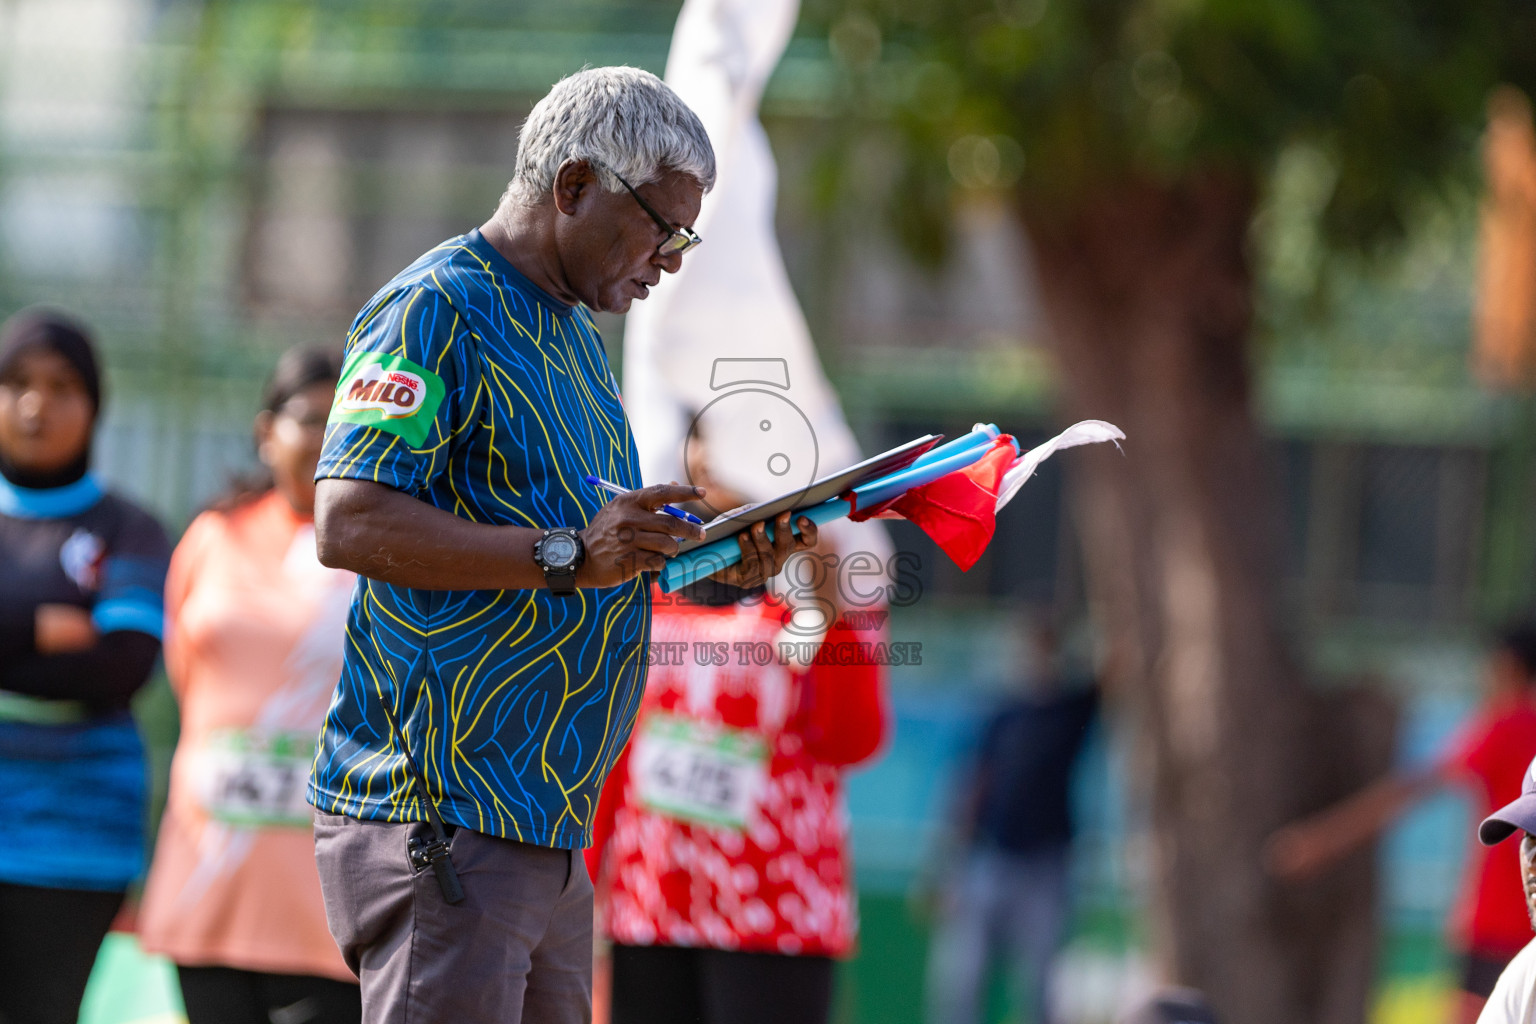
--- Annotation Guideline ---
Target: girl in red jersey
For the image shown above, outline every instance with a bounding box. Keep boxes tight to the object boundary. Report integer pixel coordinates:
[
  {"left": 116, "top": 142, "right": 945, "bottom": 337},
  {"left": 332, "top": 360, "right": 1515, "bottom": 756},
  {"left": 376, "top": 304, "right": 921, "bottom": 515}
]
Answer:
[{"left": 588, "top": 451, "right": 888, "bottom": 1024}]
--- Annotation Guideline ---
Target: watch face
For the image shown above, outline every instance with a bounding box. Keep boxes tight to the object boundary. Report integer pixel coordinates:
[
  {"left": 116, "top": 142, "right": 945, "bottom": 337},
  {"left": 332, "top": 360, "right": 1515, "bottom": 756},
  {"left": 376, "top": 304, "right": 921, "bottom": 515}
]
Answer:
[{"left": 542, "top": 533, "right": 578, "bottom": 568}]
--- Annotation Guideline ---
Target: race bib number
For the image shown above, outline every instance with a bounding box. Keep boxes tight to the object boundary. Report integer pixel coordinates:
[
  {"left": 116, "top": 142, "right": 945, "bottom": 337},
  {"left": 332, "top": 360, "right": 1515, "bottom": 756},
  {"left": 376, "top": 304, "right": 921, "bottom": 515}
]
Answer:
[
  {"left": 194, "top": 730, "right": 316, "bottom": 828},
  {"left": 631, "top": 714, "right": 769, "bottom": 830}
]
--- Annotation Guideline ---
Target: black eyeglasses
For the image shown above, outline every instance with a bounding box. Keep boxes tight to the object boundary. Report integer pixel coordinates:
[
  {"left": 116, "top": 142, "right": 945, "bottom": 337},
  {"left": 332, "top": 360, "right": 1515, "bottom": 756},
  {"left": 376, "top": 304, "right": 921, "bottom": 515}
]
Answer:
[{"left": 599, "top": 163, "right": 702, "bottom": 257}]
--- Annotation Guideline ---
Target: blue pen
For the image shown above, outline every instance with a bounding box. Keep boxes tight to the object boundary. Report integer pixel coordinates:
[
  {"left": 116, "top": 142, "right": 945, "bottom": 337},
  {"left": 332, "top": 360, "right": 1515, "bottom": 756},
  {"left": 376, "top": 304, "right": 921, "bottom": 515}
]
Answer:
[{"left": 583, "top": 475, "right": 705, "bottom": 525}]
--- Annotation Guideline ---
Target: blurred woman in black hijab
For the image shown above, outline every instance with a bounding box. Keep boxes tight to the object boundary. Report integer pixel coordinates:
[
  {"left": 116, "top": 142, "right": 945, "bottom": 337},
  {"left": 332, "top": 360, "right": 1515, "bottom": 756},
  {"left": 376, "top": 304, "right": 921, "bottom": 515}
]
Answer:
[{"left": 0, "top": 308, "right": 171, "bottom": 1024}]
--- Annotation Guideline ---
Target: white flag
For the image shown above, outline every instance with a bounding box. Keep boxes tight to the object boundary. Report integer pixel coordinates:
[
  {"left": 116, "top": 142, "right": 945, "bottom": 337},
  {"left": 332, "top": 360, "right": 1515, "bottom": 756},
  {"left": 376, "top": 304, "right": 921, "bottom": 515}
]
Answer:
[{"left": 996, "top": 420, "right": 1125, "bottom": 512}]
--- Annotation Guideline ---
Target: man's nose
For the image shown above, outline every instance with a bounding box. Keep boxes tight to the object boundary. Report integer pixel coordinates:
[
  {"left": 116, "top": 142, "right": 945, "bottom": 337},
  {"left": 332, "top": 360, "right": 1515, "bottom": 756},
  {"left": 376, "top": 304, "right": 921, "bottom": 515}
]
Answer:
[
  {"left": 16, "top": 391, "right": 43, "bottom": 418},
  {"left": 657, "top": 249, "right": 685, "bottom": 275}
]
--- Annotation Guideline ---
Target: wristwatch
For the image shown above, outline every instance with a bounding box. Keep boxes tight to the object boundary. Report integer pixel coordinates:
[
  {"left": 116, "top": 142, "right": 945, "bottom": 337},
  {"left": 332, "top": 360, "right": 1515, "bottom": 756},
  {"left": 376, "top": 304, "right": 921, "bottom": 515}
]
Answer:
[{"left": 533, "top": 528, "right": 585, "bottom": 596}]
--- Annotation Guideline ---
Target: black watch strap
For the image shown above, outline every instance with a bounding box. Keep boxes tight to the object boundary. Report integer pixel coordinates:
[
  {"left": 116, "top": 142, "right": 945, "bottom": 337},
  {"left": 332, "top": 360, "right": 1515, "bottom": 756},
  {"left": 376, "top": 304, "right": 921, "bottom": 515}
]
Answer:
[{"left": 544, "top": 564, "right": 577, "bottom": 596}]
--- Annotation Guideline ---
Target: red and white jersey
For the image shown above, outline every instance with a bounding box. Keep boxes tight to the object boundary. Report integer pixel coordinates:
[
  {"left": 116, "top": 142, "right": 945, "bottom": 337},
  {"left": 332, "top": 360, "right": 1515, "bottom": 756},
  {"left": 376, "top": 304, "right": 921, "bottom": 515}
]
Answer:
[{"left": 590, "top": 586, "right": 887, "bottom": 957}]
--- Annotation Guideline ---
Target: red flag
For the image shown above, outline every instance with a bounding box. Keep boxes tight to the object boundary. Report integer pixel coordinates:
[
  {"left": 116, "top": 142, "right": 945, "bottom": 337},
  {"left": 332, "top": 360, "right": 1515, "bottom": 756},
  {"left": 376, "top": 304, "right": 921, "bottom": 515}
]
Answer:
[{"left": 888, "top": 437, "right": 1016, "bottom": 571}]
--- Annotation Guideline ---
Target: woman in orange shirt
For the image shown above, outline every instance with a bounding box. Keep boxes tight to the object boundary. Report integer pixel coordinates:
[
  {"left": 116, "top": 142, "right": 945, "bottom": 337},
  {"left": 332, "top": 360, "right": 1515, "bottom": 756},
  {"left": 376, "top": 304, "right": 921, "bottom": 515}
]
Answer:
[{"left": 138, "top": 347, "right": 360, "bottom": 1024}]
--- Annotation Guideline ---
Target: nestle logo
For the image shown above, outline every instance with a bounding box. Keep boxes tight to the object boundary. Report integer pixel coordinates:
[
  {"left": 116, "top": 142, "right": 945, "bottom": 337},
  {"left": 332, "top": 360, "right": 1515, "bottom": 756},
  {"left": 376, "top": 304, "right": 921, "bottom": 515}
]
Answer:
[{"left": 387, "top": 372, "right": 419, "bottom": 391}]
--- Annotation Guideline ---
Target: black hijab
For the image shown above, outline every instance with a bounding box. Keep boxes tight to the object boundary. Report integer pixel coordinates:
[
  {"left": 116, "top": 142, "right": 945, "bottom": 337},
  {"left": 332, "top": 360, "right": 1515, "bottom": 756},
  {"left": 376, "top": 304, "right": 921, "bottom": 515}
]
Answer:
[{"left": 0, "top": 309, "right": 102, "bottom": 489}]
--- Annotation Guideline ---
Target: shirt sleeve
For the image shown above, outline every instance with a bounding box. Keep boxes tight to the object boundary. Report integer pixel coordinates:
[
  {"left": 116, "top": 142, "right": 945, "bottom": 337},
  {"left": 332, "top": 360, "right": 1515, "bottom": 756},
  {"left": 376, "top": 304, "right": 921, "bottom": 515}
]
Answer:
[
  {"left": 91, "top": 503, "right": 172, "bottom": 639},
  {"left": 801, "top": 620, "right": 889, "bottom": 767},
  {"left": 317, "top": 286, "right": 476, "bottom": 493},
  {"left": 1478, "top": 939, "right": 1536, "bottom": 1024}
]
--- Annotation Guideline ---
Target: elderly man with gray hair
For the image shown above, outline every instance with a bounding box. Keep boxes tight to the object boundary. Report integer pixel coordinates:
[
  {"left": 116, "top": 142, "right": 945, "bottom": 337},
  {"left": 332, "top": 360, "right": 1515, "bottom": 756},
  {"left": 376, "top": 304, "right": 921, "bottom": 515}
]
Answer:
[{"left": 305, "top": 67, "right": 820, "bottom": 1024}]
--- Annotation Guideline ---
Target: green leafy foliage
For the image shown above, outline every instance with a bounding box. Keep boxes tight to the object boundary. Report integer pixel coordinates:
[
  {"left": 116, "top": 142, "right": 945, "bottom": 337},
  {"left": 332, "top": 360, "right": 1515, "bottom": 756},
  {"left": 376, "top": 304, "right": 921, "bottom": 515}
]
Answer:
[{"left": 803, "top": 0, "right": 1536, "bottom": 259}]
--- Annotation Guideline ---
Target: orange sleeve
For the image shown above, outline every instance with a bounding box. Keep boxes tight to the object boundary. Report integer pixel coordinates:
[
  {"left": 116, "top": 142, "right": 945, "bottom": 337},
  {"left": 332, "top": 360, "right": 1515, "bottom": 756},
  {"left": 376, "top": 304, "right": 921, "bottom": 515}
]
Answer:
[
  {"left": 162, "top": 512, "right": 216, "bottom": 700},
  {"left": 801, "top": 619, "right": 889, "bottom": 768}
]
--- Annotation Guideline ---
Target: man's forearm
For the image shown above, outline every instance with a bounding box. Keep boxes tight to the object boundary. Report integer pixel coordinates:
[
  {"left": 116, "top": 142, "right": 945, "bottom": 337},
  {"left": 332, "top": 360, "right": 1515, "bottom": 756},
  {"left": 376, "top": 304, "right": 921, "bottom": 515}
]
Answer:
[
  {"left": 315, "top": 478, "right": 550, "bottom": 591},
  {"left": 315, "top": 477, "right": 762, "bottom": 593}
]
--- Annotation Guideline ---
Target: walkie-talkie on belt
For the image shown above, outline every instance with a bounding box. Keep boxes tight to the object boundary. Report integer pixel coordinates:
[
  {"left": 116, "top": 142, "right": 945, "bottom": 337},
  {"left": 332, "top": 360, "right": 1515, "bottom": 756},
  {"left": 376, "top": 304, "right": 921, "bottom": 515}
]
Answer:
[{"left": 378, "top": 700, "right": 464, "bottom": 904}]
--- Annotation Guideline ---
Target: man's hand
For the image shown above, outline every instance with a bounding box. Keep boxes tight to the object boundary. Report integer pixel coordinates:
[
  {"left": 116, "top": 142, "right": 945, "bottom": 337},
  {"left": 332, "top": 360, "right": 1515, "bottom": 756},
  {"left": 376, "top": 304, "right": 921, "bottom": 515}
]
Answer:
[
  {"left": 35, "top": 604, "right": 97, "bottom": 655},
  {"left": 579, "top": 484, "right": 708, "bottom": 588},
  {"left": 709, "top": 512, "right": 820, "bottom": 589}
]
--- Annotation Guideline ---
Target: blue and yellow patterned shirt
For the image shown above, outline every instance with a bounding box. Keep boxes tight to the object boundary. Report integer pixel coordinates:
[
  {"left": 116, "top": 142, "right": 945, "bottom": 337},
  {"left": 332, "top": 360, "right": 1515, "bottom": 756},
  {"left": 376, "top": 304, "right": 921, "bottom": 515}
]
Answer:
[{"left": 307, "top": 230, "right": 650, "bottom": 849}]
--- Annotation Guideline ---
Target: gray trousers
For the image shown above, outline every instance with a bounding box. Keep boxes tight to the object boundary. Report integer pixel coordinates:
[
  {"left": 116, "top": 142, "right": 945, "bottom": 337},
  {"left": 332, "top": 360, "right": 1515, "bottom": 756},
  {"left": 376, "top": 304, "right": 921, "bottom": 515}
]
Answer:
[
  {"left": 924, "top": 845, "right": 1072, "bottom": 1024},
  {"left": 314, "top": 812, "right": 593, "bottom": 1024}
]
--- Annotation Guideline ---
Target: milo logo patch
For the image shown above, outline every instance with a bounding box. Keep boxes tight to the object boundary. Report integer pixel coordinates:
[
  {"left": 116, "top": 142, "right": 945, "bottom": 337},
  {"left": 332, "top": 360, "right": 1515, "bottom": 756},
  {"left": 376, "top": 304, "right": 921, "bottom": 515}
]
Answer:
[
  {"left": 339, "top": 368, "right": 425, "bottom": 416},
  {"left": 330, "top": 351, "right": 445, "bottom": 448}
]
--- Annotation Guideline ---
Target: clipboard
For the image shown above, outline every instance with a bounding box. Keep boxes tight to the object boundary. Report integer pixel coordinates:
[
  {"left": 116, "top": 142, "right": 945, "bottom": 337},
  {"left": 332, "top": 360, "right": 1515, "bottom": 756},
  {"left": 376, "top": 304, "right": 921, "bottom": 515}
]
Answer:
[{"left": 676, "top": 433, "right": 943, "bottom": 554}]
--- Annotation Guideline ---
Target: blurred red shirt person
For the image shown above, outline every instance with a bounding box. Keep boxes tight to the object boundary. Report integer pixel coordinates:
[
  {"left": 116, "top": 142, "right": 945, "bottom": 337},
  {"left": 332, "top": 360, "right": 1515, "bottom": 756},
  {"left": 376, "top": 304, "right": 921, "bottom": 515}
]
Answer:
[
  {"left": 588, "top": 579, "right": 887, "bottom": 1024},
  {"left": 1447, "top": 702, "right": 1536, "bottom": 961},
  {"left": 1465, "top": 751, "right": 1536, "bottom": 1023},
  {"left": 1268, "top": 623, "right": 1536, "bottom": 1024}
]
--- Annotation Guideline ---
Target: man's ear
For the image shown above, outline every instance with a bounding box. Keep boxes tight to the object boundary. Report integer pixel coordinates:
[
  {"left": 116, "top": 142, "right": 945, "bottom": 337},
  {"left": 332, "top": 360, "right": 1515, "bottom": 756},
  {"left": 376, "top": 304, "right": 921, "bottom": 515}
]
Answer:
[{"left": 552, "top": 160, "right": 599, "bottom": 216}]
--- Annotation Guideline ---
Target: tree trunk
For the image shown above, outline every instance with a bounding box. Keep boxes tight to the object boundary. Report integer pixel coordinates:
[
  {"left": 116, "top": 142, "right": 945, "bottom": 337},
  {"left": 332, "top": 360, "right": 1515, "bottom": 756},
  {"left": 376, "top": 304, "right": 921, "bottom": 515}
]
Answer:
[{"left": 1024, "top": 173, "right": 1397, "bottom": 1024}]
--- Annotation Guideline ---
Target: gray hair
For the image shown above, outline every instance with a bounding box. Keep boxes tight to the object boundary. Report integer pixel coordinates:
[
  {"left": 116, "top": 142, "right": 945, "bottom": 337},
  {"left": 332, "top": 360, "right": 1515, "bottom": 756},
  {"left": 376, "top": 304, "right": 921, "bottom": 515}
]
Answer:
[{"left": 504, "top": 67, "right": 716, "bottom": 208}]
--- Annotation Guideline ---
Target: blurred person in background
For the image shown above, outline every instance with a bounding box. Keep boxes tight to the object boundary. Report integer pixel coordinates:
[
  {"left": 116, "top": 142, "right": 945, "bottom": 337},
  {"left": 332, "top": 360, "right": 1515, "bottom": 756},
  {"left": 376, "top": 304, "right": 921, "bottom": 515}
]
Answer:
[
  {"left": 0, "top": 308, "right": 170, "bottom": 1024},
  {"left": 586, "top": 438, "right": 888, "bottom": 1024},
  {"left": 1268, "top": 622, "right": 1536, "bottom": 1024},
  {"left": 1468, "top": 752, "right": 1536, "bottom": 1023},
  {"left": 138, "top": 347, "right": 359, "bottom": 1024},
  {"left": 922, "top": 619, "right": 1099, "bottom": 1024}
]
